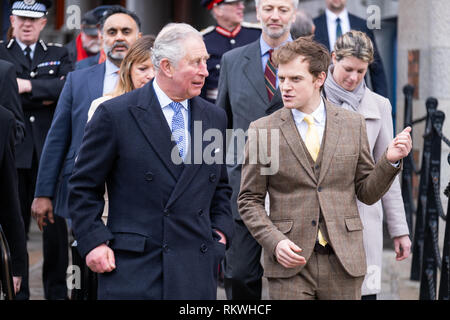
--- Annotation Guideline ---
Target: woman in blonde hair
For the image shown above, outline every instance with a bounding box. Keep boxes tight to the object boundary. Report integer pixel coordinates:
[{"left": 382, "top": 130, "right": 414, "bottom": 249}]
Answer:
[
  {"left": 323, "top": 30, "right": 411, "bottom": 300},
  {"left": 88, "top": 34, "right": 156, "bottom": 121},
  {"left": 87, "top": 34, "right": 155, "bottom": 223}
]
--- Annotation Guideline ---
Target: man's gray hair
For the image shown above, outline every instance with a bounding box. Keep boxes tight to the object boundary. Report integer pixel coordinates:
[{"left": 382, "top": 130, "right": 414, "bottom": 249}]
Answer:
[
  {"left": 290, "top": 9, "right": 315, "bottom": 39},
  {"left": 151, "top": 23, "right": 203, "bottom": 71},
  {"left": 254, "top": 0, "right": 299, "bottom": 9}
]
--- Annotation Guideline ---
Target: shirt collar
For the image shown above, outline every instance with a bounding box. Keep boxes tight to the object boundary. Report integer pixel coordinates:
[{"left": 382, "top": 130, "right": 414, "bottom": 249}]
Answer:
[
  {"left": 15, "top": 38, "right": 37, "bottom": 53},
  {"left": 260, "top": 34, "right": 293, "bottom": 57},
  {"left": 291, "top": 98, "right": 326, "bottom": 126},
  {"left": 325, "top": 8, "right": 348, "bottom": 23},
  {"left": 105, "top": 58, "right": 120, "bottom": 76},
  {"left": 153, "top": 79, "right": 189, "bottom": 111}
]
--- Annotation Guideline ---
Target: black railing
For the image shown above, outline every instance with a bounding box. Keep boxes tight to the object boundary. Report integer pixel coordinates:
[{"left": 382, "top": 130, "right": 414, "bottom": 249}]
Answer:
[{"left": 402, "top": 85, "right": 450, "bottom": 300}]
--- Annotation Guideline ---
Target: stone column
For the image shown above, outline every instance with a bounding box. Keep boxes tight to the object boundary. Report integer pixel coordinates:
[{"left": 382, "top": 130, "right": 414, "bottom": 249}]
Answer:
[{"left": 397, "top": 0, "right": 450, "bottom": 213}]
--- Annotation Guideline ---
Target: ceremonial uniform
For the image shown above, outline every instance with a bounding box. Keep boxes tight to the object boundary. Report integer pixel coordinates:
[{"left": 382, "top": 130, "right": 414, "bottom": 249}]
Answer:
[
  {"left": 0, "top": 38, "right": 71, "bottom": 170},
  {"left": 201, "top": 23, "right": 261, "bottom": 103}
]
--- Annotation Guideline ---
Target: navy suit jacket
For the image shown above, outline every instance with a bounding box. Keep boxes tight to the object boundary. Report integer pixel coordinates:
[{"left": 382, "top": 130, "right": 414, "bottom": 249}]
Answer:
[
  {"left": 34, "top": 63, "right": 105, "bottom": 218},
  {"left": 313, "top": 13, "right": 388, "bottom": 98},
  {"left": 68, "top": 81, "right": 233, "bottom": 299}
]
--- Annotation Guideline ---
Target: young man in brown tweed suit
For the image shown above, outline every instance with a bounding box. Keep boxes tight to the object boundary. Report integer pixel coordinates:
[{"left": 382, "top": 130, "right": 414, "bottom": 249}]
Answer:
[{"left": 237, "top": 37, "right": 412, "bottom": 300}]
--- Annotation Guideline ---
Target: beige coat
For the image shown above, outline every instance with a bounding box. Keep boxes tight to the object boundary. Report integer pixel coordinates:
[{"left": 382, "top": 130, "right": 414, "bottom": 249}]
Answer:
[
  {"left": 238, "top": 101, "right": 402, "bottom": 282},
  {"left": 352, "top": 89, "right": 409, "bottom": 295}
]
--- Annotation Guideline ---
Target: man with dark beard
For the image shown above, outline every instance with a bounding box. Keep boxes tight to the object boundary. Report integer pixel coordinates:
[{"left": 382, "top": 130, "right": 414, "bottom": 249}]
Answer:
[{"left": 31, "top": 6, "right": 141, "bottom": 300}]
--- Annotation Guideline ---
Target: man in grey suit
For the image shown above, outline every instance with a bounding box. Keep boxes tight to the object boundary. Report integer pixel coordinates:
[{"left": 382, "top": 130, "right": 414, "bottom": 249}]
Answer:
[{"left": 216, "top": 0, "right": 298, "bottom": 300}]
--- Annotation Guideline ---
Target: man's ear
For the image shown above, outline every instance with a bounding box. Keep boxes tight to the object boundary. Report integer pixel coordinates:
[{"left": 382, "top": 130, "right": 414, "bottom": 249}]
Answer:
[
  {"left": 137, "top": 32, "right": 142, "bottom": 39},
  {"left": 159, "top": 58, "right": 173, "bottom": 78},
  {"left": 315, "top": 71, "right": 327, "bottom": 89}
]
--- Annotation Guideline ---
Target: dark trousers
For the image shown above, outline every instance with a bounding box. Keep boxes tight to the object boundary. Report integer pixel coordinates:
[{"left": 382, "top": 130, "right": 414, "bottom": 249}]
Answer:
[
  {"left": 17, "top": 158, "right": 37, "bottom": 237},
  {"left": 43, "top": 214, "right": 68, "bottom": 300},
  {"left": 14, "top": 155, "right": 38, "bottom": 300},
  {"left": 224, "top": 219, "right": 263, "bottom": 300}
]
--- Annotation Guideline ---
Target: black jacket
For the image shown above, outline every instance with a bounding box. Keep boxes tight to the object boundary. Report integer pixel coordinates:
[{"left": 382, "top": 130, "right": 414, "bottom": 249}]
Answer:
[
  {"left": 0, "top": 105, "right": 27, "bottom": 277},
  {"left": 0, "top": 59, "right": 25, "bottom": 144}
]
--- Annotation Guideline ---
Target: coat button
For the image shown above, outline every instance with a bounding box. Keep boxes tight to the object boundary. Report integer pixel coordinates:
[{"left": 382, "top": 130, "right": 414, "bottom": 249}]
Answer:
[
  {"left": 315, "top": 164, "right": 320, "bottom": 170},
  {"left": 198, "top": 209, "right": 204, "bottom": 216},
  {"left": 318, "top": 187, "right": 322, "bottom": 192},
  {"left": 200, "top": 244, "right": 208, "bottom": 253},
  {"left": 209, "top": 173, "right": 217, "bottom": 182},
  {"left": 49, "top": 69, "right": 54, "bottom": 75},
  {"left": 29, "top": 116, "right": 35, "bottom": 123},
  {"left": 215, "top": 64, "right": 220, "bottom": 70},
  {"left": 144, "top": 172, "right": 153, "bottom": 181},
  {"left": 30, "top": 71, "right": 36, "bottom": 78},
  {"left": 230, "top": 39, "right": 236, "bottom": 45},
  {"left": 163, "top": 244, "right": 169, "bottom": 253},
  {"left": 163, "top": 209, "right": 170, "bottom": 217},
  {"left": 312, "top": 220, "right": 317, "bottom": 227}
]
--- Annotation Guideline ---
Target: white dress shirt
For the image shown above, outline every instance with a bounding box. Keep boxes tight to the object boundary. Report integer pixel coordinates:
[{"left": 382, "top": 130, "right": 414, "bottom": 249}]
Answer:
[
  {"left": 153, "top": 79, "right": 190, "bottom": 154},
  {"left": 102, "top": 58, "right": 120, "bottom": 95},
  {"left": 325, "top": 8, "right": 351, "bottom": 51},
  {"left": 291, "top": 98, "right": 326, "bottom": 146},
  {"left": 16, "top": 38, "right": 37, "bottom": 60}
]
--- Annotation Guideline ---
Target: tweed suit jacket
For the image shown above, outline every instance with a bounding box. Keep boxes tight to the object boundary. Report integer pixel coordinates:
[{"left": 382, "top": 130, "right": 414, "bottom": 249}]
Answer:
[{"left": 238, "top": 100, "right": 401, "bottom": 279}]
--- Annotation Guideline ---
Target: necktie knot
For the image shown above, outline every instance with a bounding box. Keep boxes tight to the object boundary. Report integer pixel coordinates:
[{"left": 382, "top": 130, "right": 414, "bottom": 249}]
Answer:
[
  {"left": 336, "top": 17, "right": 341, "bottom": 24},
  {"left": 170, "top": 101, "right": 183, "bottom": 114},
  {"left": 24, "top": 46, "right": 31, "bottom": 54},
  {"left": 304, "top": 115, "right": 314, "bottom": 126}
]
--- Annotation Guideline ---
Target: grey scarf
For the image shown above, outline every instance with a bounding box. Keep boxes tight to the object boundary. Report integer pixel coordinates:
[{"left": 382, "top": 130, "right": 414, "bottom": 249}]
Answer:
[{"left": 324, "top": 64, "right": 366, "bottom": 112}]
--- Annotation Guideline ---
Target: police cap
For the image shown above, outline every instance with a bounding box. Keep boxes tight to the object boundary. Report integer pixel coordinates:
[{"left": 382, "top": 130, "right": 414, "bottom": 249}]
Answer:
[{"left": 10, "top": 0, "right": 52, "bottom": 18}]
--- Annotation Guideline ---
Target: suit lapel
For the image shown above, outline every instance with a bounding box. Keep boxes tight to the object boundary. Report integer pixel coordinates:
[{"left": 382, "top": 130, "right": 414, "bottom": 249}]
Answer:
[
  {"left": 279, "top": 108, "right": 317, "bottom": 182},
  {"left": 242, "top": 41, "right": 270, "bottom": 106},
  {"left": 129, "top": 81, "right": 183, "bottom": 181},
  {"left": 317, "top": 101, "right": 342, "bottom": 185},
  {"left": 165, "top": 97, "right": 207, "bottom": 207},
  {"left": 87, "top": 63, "right": 105, "bottom": 101}
]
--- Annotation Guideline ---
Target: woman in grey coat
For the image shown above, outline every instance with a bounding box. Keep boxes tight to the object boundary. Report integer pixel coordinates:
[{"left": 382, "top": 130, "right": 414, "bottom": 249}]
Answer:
[{"left": 323, "top": 30, "right": 411, "bottom": 300}]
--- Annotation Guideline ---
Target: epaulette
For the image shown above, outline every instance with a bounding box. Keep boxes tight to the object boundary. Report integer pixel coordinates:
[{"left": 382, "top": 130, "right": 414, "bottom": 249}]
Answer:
[
  {"left": 47, "top": 42, "right": 63, "bottom": 47},
  {"left": 241, "top": 22, "right": 262, "bottom": 29},
  {"left": 39, "top": 39, "right": 48, "bottom": 51},
  {"left": 6, "top": 39, "right": 15, "bottom": 49},
  {"left": 200, "top": 25, "right": 215, "bottom": 36}
]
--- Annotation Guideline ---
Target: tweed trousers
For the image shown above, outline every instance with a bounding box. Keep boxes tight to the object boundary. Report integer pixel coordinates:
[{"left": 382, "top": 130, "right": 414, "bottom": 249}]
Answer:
[{"left": 267, "top": 251, "right": 364, "bottom": 300}]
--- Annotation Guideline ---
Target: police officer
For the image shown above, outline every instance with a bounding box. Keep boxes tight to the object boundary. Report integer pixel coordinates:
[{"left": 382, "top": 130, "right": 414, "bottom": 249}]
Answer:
[
  {"left": 200, "top": 0, "right": 261, "bottom": 103},
  {"left": 0, "top": 0, "right": 72, "bottom": 300}
]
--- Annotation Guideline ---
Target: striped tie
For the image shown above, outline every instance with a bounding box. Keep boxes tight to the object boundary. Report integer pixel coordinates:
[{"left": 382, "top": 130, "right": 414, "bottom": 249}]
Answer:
[
  {"left": 264, "top": 49, "right": 277, "bottom": 101},
  {"left": 170, "top": 102, "right": 186, "bottom": 160}
]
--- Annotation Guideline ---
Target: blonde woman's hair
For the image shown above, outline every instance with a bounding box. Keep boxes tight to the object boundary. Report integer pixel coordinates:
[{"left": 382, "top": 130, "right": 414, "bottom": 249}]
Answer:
[
  {"left": 333, "top": 30, "right": 374, "bottom": 64},
  {"left": 110, "top": 34, "right": 156, "bottom": 97}
]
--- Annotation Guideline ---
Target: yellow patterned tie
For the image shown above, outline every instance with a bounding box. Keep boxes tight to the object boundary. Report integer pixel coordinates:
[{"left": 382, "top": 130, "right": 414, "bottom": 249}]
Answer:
[{"left": 304, "top": 115, "right": 327, "bottom": 247}]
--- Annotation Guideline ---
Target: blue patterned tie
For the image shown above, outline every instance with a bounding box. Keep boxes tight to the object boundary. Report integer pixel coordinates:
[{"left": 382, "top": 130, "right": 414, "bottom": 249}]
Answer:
[{"left": 170, "top": 102, "right": 186, "bottom": 159}]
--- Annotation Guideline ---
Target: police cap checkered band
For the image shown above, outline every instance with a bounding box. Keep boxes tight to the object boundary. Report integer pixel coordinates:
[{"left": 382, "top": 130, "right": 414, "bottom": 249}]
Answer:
[{"left": 11, "top": 0, "right": 51, "bottom": 18}]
